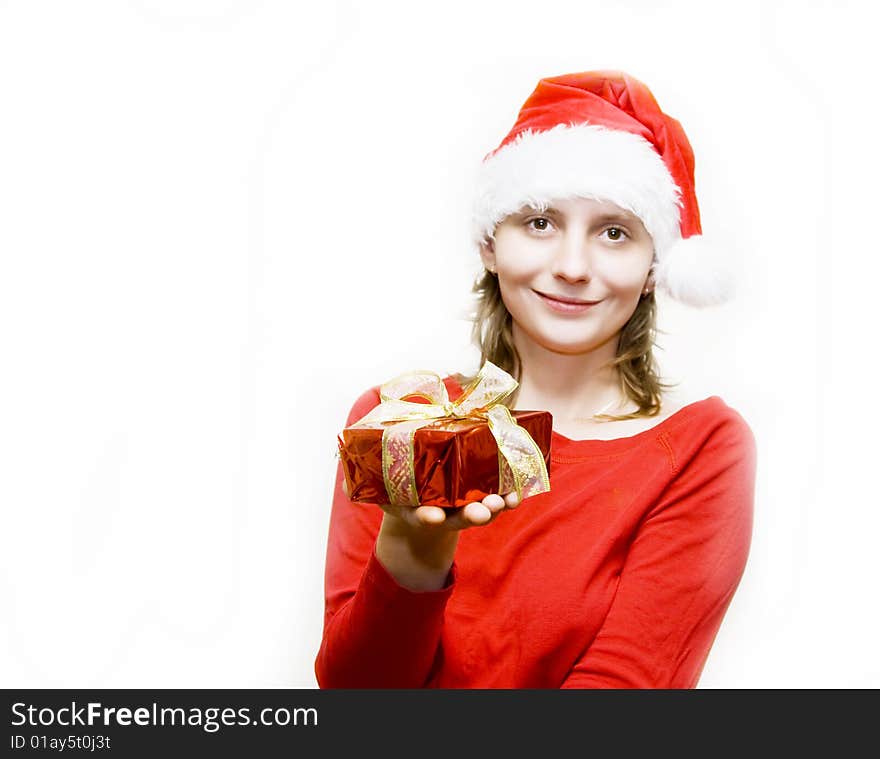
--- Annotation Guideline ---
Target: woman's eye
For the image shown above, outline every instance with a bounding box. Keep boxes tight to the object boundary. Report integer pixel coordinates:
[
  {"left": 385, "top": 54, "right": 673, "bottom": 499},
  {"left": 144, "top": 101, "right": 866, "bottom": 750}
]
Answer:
[
  {"left": 603, "top": 226, "right": 629, "bottom": 242},
  {"left": 527, "top": 217, "right": 552, "bottom": 232}
]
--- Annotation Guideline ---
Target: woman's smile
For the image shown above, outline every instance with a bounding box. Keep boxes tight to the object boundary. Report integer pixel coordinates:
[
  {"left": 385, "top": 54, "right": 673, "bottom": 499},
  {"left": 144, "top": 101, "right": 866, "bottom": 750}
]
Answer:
[{"left": 534, "top": 290, "right": 603, "bottom": 314}]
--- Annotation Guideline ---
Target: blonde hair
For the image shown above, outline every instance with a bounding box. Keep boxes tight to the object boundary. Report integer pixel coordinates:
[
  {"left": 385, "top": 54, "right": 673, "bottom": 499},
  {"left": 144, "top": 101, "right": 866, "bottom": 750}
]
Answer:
[{"left": 453, "top": 269, "right": 678, "bottom": 421}]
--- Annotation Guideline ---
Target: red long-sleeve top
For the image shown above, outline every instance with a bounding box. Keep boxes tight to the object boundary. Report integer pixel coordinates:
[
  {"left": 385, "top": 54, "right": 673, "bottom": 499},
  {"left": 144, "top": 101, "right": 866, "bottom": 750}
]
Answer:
[{"left": 316, "top": 376, "right": 757, "bottom": 688}]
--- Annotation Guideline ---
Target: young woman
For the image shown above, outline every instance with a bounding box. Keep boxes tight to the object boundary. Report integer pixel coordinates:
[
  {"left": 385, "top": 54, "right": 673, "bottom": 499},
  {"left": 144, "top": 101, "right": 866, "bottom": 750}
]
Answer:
[{"left": 315, "top": 70, "right": 757, "bottom": 688}]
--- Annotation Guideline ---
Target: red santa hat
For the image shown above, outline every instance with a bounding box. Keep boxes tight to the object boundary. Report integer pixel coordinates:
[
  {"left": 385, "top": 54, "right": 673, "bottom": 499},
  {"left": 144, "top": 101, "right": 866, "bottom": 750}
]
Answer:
[{"left": 472, "top": 70, "right": 733, "bottom": 307}]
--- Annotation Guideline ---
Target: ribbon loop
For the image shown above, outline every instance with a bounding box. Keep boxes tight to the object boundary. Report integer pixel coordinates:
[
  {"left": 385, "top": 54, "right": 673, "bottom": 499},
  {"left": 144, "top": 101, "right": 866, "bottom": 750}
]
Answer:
[{"left": 379, "top": 370, "right": 450, "bottom": 406}]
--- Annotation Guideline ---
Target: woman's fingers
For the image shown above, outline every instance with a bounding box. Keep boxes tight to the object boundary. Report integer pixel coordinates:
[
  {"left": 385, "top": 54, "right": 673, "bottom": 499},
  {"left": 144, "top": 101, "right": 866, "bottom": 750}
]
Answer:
[
  {"left": 482, "top": 493, "right": 505, "bottom": 513},
  {"left": 378, "top": 492, "right": 523, "bottom": 531},
  {"left": 463, "top": 501, "right": 493, "bottom": 525},
  {"left": 417, "top": 502, "right": 493, "bottom": 530},
  {"left": 414, "top": 506, "right": 447, "bottom": 526}
]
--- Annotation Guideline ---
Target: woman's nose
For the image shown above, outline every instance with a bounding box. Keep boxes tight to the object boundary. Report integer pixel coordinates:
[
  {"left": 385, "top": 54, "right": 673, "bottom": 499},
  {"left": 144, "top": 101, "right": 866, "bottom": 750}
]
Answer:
[{"left": 549, "top": 230, "right": 593, "bottom": 282}]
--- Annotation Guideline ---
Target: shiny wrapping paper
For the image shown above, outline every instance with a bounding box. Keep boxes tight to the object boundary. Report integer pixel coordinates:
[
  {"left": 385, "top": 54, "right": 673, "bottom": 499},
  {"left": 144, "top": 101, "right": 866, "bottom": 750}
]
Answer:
[{"left": 338, "top": 410, "right": 552, "bottom": 508}]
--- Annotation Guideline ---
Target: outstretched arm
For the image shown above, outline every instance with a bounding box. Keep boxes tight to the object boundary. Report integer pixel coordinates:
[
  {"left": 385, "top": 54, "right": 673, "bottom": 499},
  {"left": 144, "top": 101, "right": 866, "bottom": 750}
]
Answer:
[{"left": 314, "top": 387, "right": 518, "bottom": 688}]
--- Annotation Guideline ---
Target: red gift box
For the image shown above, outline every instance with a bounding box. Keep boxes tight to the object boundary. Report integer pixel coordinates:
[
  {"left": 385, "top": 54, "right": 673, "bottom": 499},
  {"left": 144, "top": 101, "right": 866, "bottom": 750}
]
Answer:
[{"left": 338, "top": 410, "right": 552, "bottom": 508}]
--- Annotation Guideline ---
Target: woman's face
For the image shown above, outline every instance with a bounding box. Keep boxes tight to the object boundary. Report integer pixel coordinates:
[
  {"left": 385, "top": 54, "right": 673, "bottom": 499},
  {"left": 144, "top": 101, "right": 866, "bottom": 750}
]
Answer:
[{"left": 479, "top": 196, "right": 655, "bottom": 357}]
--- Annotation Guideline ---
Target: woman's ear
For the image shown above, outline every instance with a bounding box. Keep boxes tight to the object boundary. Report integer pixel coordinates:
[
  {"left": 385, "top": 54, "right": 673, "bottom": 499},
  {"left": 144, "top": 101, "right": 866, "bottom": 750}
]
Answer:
[{"left": 479, "top": 239, "right": 497, "bottom": 274}]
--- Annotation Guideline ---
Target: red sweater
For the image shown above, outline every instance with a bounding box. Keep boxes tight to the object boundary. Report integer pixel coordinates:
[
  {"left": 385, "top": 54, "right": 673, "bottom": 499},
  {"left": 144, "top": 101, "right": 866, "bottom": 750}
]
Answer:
[{"left": 316, "top": 377, "right": 757, "bottom": 688}]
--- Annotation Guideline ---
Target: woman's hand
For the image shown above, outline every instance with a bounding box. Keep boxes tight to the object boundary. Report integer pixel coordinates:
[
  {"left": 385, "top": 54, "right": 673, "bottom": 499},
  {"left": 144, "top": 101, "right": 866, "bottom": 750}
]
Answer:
[
  {"left": 341, "top": 478, "right": 520, "bottom": 590},
  {"left": 341, "top": 479, "right": 521, "bottom": 532}
]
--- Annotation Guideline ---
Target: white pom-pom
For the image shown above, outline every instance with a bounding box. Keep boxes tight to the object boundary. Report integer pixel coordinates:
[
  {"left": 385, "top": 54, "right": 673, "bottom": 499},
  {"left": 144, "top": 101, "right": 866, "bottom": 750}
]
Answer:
[{"left": 654, "top": 235, "right": 736, "bottom": 307}]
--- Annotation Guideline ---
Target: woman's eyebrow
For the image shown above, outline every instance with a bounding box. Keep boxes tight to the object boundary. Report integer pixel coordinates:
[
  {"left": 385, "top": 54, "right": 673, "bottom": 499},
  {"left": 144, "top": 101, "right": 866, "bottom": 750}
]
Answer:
[
  {"left": 525, "top": 206, "right": 640, "bottom": 225},
  {"left": 591, "top": 212, "right": 640, "bottom": 226}
]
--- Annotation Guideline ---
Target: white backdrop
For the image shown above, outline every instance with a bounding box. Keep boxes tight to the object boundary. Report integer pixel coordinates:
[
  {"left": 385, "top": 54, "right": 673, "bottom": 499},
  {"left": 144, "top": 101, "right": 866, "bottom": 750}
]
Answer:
[{"left": 1, "top": 0, "right": 877, "bottom": 688}]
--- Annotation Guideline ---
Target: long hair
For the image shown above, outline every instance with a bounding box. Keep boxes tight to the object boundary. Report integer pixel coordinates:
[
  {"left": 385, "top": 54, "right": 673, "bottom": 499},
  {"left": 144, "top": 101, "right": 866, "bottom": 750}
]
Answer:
[{"left": 452, "top": 270, "right": 678, "bottom": 421}]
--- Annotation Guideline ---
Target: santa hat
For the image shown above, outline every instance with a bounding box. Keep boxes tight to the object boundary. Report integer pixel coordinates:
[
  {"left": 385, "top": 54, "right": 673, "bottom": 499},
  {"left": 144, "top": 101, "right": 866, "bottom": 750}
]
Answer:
[{"left": 471, "top": 70, "right": 733, "bottom": 307}]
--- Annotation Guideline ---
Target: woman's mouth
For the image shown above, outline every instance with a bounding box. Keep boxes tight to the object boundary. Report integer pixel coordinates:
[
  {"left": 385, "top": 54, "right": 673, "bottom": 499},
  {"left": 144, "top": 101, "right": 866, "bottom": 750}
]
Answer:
[{"left": 534, "top": 290, "right": 602, "bottom": 314}]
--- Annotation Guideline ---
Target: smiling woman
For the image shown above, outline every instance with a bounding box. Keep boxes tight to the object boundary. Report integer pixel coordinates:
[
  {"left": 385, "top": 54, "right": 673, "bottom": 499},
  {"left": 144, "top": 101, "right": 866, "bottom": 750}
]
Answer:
[{"left": 316, "top": 70, "right": 757, "bottom": 689}]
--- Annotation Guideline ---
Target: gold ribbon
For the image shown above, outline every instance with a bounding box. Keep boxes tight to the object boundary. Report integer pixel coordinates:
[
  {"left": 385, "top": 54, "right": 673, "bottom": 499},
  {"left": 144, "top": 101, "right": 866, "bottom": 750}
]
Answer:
[{"left": 348, "top": 361, "right": 550, "bottom": 507}]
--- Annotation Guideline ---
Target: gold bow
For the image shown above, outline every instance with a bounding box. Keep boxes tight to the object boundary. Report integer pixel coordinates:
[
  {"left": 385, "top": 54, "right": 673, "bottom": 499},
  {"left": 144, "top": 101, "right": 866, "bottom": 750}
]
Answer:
[{"left": 348, "top": 361, "right": 550, "bottom": 506}]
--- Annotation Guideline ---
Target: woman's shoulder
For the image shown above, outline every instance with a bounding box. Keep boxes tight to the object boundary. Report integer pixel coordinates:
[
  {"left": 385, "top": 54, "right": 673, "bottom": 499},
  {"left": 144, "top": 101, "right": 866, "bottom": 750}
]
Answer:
[
  {"left": 687, "top": 393, "right": 753, "bottom": 432},
  {"left": 662, "top": 391, "right": 756, "bottom": 454},
  {"left": 662, "top": 395, "right": 758, "bottom": 507},
  {"left": 343, "top": 385, "right": 382, "bottom": 427}
]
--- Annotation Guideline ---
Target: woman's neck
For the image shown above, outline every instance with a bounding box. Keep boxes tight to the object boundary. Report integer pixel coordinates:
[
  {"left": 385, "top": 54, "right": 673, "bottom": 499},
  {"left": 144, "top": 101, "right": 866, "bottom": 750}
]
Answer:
[{"left": 511, "top": 329, "right": 630, "bottom": 420}]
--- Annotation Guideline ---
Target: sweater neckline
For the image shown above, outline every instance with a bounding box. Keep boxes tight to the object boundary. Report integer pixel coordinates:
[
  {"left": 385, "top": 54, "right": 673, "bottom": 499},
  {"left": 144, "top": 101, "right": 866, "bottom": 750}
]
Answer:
[
  {"left": 442, "top": 375, "right": 721, "bottom": 458},
  {"left": 548, "top": 396, "right": 722, "bottom": 457},
  {"left": 445, "top": 375, "right": 724, "bottom": 460}
]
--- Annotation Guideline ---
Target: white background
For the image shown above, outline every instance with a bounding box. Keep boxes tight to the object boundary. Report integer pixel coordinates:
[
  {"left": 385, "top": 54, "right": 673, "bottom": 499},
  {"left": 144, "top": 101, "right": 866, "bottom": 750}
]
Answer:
[{"left": 1, "top": 0, "right": 877, "bottom": 688}]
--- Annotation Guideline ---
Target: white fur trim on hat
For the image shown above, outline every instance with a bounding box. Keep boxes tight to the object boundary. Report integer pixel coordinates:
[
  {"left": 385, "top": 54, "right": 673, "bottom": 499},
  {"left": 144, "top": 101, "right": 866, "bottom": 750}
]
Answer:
[{"left": 471, "top": 122, "right": 683, "bottom": 260}]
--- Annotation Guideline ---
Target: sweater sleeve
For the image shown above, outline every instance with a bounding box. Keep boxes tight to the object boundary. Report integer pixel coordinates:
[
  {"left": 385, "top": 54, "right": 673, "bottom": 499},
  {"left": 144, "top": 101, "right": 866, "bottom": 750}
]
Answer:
[
  {"left": 314, "top": 387, "right": 456, "bottom": 688},
  {"left": 561, "top": 409, "right": 757, "bottom": 689}
]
